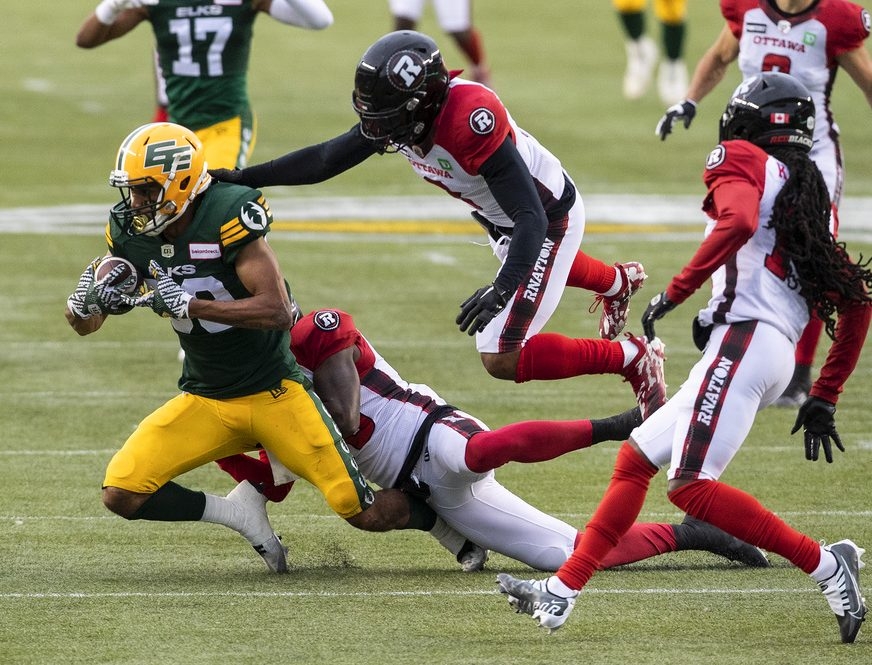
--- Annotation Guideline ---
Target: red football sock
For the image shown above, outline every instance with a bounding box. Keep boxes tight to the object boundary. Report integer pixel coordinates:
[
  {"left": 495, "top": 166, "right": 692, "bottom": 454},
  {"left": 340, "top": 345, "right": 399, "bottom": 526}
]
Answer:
[
  {"left": 464, "top": 420, "right": 594, "bottom": 472},
  {"left": 597, "top": 522, "right": 678, "bottom": 568},
  {"left": 566, "top": 251, "right": 616, "bottom": 292},
  {"left": 214, "top": 452, "right": 294, "bottom": 503},
  {"left": 516, "top": 333, "right": 624, "bottom": 382},
  {"left": 557, "top": 443, "right": 659, "bottom": 589},
  {"left": 669, "top": 480, "right": 821, "bottom": 573},
  {"left": 795, "top": 315, "right": 823, "bottom": 365}
]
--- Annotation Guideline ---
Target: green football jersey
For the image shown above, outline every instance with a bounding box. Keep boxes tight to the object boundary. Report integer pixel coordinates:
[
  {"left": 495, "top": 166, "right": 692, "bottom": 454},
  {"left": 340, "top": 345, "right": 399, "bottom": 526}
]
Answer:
[
  {"left": 107, "top": 181, "right": 304, "bottom": 399},
  {"left": 148, "top": 1, "right": 258, "bottom": 130}
]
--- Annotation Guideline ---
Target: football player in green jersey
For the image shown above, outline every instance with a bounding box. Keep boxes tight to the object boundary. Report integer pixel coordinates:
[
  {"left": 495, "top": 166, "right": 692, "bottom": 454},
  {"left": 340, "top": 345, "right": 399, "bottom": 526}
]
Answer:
[
  {"left": 75, "top": 0, "right": 334, "bottom": 169},
  {"left": 64, "top": 122, "right": 438, "bottom": 574}
]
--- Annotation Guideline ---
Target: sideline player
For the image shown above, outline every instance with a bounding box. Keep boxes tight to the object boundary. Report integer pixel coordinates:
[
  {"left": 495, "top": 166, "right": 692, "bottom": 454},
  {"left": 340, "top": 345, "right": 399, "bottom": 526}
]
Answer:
[
  {"left": 64, "top": 122, "right": 444, "bottom": 574},
  {"left": 499, "top": 73, "right": 871, "bottom": 643},
  {"left": 655, "top": 0, "right": 872, "bottom": 406},
  {"left": 216, "top": 307, "right": 770, "bottom": 572},
  {"left": 389, "top": 0, "right": 492, "bottom": 86},
  {"left": 75, "top": 0, "right": 334, "bottom": 169},
  {"left": 613, "top": 0, "right": 689, "bottom": 104},
  {"left": 210, "top": 30, "right": 667, "bottom": 421}
]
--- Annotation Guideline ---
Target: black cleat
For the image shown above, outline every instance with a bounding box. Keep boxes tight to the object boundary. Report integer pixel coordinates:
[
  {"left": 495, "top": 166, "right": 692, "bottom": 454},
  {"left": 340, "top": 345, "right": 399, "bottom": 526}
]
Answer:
[
  {"left": 675, "top": 515, "right": 770, "bottom": 568},
  {"left": 590, "top": 406, "right": 643, "bottom": 444}
]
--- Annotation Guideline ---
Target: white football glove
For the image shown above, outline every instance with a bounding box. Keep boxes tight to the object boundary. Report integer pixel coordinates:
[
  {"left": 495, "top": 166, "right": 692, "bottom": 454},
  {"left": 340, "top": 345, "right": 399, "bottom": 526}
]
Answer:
[
  {"left": 121, "top": 260, "right": 192, "bottom": 319},
  {"left": 66, "top": 257, "right": 101, "bottom": 319},
  {"left": 94, "top": 0, "right": 157, "bottom": 25}
]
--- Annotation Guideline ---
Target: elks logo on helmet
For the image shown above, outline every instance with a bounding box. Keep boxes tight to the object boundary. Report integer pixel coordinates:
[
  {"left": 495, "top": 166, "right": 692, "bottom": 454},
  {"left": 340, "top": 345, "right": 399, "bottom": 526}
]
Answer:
[
  {"left": 144, "top": 140, "right": 193, "bottom": 173},
  {"left": 469, "top": 108, "right": 496, "bottom": 135},
  {"left": 386, "top": 50, "right": 426, "bottom": 91},
  {"left": 314, "top": 310, "right": 341, "bottom": 331}
]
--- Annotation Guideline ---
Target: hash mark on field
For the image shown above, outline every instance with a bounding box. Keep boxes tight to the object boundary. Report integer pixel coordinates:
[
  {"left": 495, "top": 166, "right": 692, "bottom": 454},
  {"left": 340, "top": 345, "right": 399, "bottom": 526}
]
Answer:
[{"left": 0, "top": 588, "right": 818, "bottom": 601}]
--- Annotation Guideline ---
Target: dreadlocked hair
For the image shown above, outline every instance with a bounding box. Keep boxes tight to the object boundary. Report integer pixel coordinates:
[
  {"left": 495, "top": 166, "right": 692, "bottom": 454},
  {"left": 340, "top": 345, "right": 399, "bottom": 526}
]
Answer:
[{"left": 767, "top": 146, "right": 872, "bottom": 340}]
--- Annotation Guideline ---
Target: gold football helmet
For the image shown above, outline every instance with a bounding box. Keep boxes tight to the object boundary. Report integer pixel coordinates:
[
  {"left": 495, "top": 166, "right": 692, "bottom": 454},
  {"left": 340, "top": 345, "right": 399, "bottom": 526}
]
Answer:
[{"left": 109, "top": 122, "right": 211, "bottom": 236}]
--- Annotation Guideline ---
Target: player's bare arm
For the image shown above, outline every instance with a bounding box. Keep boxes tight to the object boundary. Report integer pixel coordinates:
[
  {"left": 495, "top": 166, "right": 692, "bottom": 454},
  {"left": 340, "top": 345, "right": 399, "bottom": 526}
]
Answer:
[
  {"left": 311, "top": 346, "right": 362, "bottom": 439},
  {"left": 186, "top": 238, "right": 294, "bottom": 330},
  {"left": 65, "top": 308, "right": 106, "bottom": 336},
  {"left": 838, "top": 45, "right": 872, "bottom": 109},
  {"left": 685, "top": 25, "right": 739, "bottom": 104},
  {"left": 75, "top": 5, "right": 147, "bottom": 48}
]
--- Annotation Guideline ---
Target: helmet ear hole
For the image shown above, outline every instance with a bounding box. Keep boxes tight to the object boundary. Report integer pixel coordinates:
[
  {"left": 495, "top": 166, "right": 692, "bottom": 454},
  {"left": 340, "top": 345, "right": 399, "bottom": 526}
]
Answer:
[{"left": 179, "top": 175, "right": 191, "bottom": 192}]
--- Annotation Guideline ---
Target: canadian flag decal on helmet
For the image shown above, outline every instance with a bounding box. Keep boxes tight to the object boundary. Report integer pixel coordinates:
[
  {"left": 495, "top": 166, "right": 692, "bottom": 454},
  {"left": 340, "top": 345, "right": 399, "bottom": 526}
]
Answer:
[{"left": 770, "top": 112, "right": 790, "bottom": 124}]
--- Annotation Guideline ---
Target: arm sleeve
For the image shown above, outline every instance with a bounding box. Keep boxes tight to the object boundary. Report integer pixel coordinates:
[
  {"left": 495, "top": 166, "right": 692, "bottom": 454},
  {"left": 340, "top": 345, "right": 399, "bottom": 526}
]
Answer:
[
  {"left": 479, "top": 136, "right": 548, "bottom": 296},
  {"left": 810, "top": 301, "right": 872, "bottom": 404},
  {"left": 234, "top": 126, "right": 377, "bottom": 188},
  {"left": 268, "top": 0, "right": 333, "bottom": 29},
  {"left": 667, "top": 180, "right": 759, "bottom": 303}
]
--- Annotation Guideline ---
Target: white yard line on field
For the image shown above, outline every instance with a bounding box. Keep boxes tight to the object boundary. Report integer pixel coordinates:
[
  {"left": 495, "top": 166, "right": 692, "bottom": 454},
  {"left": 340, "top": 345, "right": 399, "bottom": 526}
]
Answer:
[
  {"left": 0, "top": 587, "right": 819, "bottom": 600},
  {"left": 3, "top": 195, "right": 872, "bottom": 239}
]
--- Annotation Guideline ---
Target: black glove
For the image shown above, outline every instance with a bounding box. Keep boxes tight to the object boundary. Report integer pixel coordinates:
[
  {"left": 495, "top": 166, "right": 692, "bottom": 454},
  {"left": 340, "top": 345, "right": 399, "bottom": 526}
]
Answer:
[
  {"left": 641, "top": 291, "right": 676, "bottom": 341},
  {"left": 456, "top": 283, "right": 510, "bottom": 336},
  {"left": 691, "top": 316, "right": 713, "bottom": 351},
  {"left": 208, "top": 168, "right": 244, "bottom": 184},
  {"left": 655, "top": 100, "right": 697, "bottom": 141},
  {"left": 791, "top": 396, "right": 844, "bottom": 463}
]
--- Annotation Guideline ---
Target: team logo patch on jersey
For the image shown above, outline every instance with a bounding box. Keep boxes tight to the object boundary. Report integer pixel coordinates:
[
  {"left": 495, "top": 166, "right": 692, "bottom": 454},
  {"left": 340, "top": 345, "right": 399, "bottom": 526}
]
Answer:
[
  {"left": 240, "top": 201, "right": 268, "bottom": 231},
  {"left": 386, "top": 50, "right": 426, "bottom": 91},
  {"left": 468, "top": 107, "right": 496, "bottom": 135},
  {"left": 705, "top": 145, "right": 726, "bottom": 170},
  {"left": 313, "top": 309, "right": 341, "bottom": 331},
  {"left": 161, "top": 244, "right": 175, "bottom": 258}
]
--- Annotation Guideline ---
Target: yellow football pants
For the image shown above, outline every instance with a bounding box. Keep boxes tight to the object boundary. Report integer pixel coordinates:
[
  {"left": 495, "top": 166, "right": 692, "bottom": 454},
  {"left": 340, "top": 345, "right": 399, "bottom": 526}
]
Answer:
[
  {"left": 612, "top": 0, "right": 686, "bottom": 24},
  {"left": 103, "top": 379, "right": 369, "bottom": 519}
]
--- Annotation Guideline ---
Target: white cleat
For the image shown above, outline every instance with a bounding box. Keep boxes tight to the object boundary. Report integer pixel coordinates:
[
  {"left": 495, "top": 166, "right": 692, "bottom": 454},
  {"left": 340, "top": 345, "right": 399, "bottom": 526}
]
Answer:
[
  {"left": 623, "top": 36, "right": 658, "bottom": 100},
  {"left": 497, "top": 573, "right": 578, "bottom": 633},
  {"left": 657, "top": 59, "right": 689, "bottom": 106},
  {"left": 226, "top": 480, "right": 288, "bottom": 573},
  {"left": 819, "top": 539, "right": 867, "bottom": 643}
]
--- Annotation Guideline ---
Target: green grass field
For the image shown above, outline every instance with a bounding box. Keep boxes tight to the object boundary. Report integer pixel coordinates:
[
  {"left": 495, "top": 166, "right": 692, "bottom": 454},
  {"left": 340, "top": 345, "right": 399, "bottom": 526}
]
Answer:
[{"left": 2, "top": 1, "right": 872, "bottom": 664}]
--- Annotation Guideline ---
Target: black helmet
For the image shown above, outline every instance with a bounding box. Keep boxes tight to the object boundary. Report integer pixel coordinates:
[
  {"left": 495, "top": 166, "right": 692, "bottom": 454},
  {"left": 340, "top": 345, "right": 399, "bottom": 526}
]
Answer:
[
  {"left": 719, "top": 72, "right": 815, "bottom": 152},
  {"left": 352, "top": 31, "right": 450, "bottom": 149}
]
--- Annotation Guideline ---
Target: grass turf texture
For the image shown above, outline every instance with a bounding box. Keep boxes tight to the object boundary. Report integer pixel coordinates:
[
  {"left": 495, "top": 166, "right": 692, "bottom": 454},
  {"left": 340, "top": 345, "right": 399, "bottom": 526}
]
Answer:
[
  {"left": 2, "top": 0, "right": 872, "bottom": 662},
  {"left": 1, "top": 232, "right": 871, "bottom": 664},
  {"left": 4, "top": 1, "right": 872, "bottom": 207}
]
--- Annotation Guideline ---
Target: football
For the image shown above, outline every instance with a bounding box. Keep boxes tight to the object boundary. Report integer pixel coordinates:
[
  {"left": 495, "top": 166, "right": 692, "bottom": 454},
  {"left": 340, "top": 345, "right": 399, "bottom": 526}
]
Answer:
[{"left": 94, "top": 256, "right": 142, "bottom": 314}]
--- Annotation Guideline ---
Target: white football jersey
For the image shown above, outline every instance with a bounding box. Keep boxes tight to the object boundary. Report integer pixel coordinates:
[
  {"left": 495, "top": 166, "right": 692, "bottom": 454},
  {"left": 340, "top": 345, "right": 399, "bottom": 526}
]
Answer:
[
  {"left": 698, "top": 140, "right": 811, "bottom": 343},
  {"left": 399, "top": 76, "right": 570, "bottom": 232},
  {"left": 723, "top": 0, "right": 871, "bottom": 203}
]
